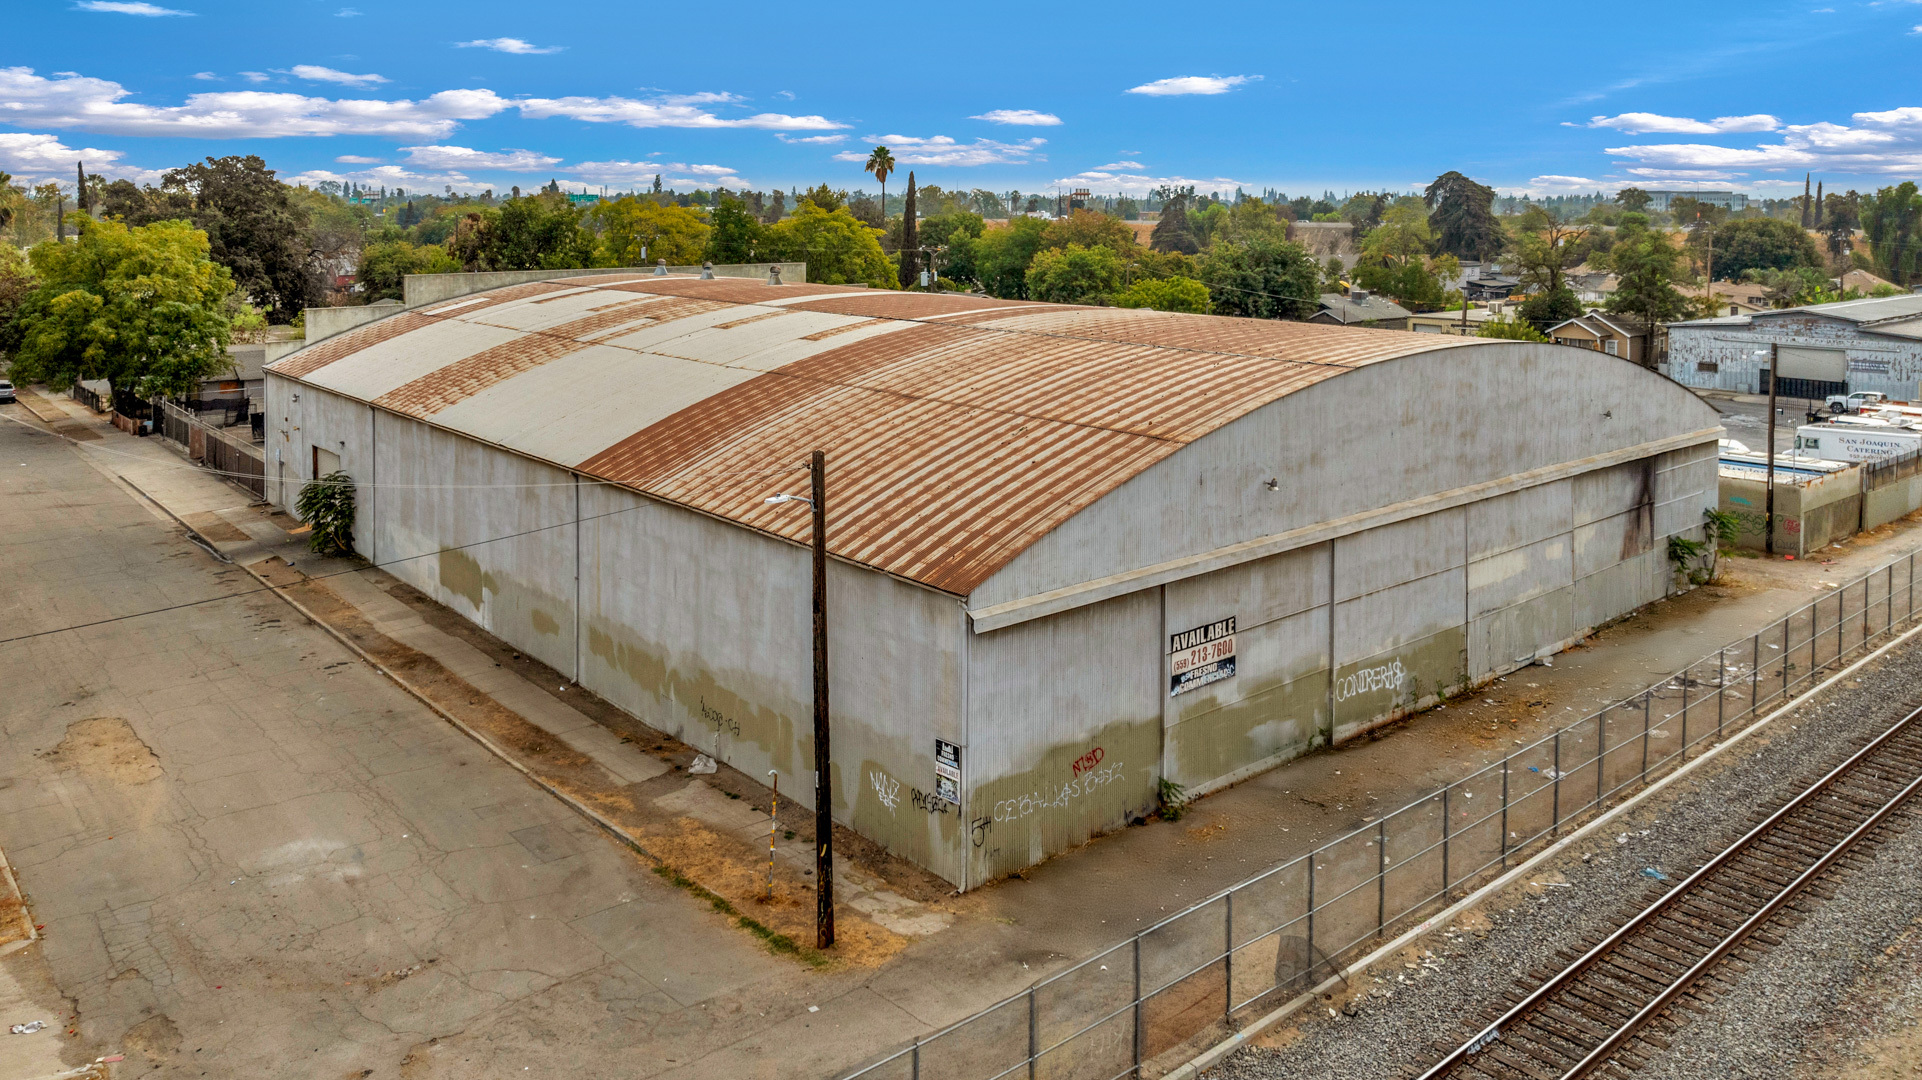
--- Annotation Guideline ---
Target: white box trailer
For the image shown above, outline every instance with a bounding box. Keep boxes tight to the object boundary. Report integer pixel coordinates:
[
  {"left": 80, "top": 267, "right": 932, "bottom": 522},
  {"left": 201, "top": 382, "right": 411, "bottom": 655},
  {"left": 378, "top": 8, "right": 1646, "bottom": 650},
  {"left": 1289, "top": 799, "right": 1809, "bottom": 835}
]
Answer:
[{"left": 1794, "top": 422, "right": 1922, "bottom": 463}]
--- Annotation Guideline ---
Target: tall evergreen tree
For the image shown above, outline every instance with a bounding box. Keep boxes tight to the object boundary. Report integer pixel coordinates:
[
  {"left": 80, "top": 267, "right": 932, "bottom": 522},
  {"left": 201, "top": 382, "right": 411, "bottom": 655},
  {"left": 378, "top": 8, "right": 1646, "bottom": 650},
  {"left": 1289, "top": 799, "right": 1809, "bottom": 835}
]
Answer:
[
  {"left": 898, "top": 171, "right": 919, "bottom": 288},
  {"left": 1800, "top": 174, "right": 1812, "bottom": 229},
  {"left": 1814, "top": 182, "right": 1823, "bottom": 230},
  {"left": 75, "top": 161, "right": 89, "bottom": 213},
  {"left": 1150, "top": 188, "right": 1200, "bottom": 255},
  {"left": 1423, "top": 171, "right": 1503, "bottom": 261}
]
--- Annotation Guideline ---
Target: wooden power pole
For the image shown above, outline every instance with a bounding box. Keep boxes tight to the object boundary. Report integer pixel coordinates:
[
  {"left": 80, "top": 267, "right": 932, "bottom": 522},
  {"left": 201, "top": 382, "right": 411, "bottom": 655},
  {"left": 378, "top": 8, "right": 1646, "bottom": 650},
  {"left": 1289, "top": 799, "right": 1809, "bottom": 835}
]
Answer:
[{"left": 810, "top": 450, "right": 834, "bottom": 949}]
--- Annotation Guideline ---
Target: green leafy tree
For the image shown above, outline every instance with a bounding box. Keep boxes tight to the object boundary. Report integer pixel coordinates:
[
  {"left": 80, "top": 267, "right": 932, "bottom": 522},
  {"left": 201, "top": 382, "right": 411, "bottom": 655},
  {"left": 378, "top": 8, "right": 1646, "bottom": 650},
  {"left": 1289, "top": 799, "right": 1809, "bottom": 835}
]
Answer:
[
  {"left": 296, "top": 471, "right": 356, "bottom": 555},
  {"left": 1197, "top": 236, "right": 1321, "bottom": 319},
  {"left": 1615, "top": 188, "right": 1653, "bottom": 214},
  {"left": 1042, "top": 210, "right": 1139, "bottom": 255},
  {"left": 355, "top": 239, "right": 460, "bottom": 302},
  {"left": 1025, "top": 244, "right": 1122, "bottom": 304},
  {"left": 1509, "top": 206, "right": 1589, "bottom": 295},
  {"left": 1478, "top": 316, "right": 1549, "bottom": 342},
  {"left": 8, "top": 216, "right": 233, "bottom": 397},
  {"left": 759, "top": 199, "right": 894, "bottom": 287},
  {"left": 1704, "top": 217, "right": 1822, "bottom": 282},
  {"left": 802, "top": 184, "right": 847, "bottom": 213},
  {"left": 154, "top": 156, "right": 319, "bottom": 323},
  {"left": 1744, "top": 266, "right": 1842, "bottom": 308},
  {"left": 1822, "top": 190, "right": 1860, "bottom": 264},
  {"left": 1112, "top": 276, "right": 1210, "bottom": 313},
  {"left": 1423, "top": 171, "right": 1503, "bottom": 260},
  {"left": 1859, "top": 182, "right": 1922, "bottom": 285},
  {"left": 1353, "top": 199, "right": 1450, "bottom": 306},
  {"left": 0, "top": 244, "right": 36, "bottom": 360},
  {"left": 473, "top": 194, "right": 594, "bottom": 270},
  {"left": 974, "top": 216, "right": 1053, "bottom": 298},
  {"left": 1605, "top": 223, "right": 1689, "bottom": 325},
  {"left": 704, "top": 196, "right": 763, "bottom": 264},
  {"left": 1150, "top": 189, "right": 1200, "bottom": 255},
  {"left": 1517, "top": 287, "right": 1582, "bottom": 331},
  {"left": 920, "top": 211, "right": 987, "bottom": 286},
  {"left": 590, "top": 196, "right": 709, "bottom": 267}
]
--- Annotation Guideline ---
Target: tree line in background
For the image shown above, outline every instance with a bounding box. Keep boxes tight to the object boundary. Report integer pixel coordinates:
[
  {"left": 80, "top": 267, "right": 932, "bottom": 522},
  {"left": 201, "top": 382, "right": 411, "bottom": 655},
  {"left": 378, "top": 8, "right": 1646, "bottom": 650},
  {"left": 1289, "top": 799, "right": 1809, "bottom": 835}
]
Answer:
[{"left": 9, "top": 151, "right": 1922, "bottom": 402}]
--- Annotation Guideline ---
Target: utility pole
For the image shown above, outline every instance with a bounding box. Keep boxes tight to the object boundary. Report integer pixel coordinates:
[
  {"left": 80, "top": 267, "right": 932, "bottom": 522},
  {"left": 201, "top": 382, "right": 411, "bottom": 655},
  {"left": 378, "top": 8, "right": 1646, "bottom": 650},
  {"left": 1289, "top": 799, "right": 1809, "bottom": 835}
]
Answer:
[
  {"left": 1766, "top": 342, "right": 1778, "bottom": 556},
  {"left": 809, "top": 450, "right": 834, "bottom": 950}
]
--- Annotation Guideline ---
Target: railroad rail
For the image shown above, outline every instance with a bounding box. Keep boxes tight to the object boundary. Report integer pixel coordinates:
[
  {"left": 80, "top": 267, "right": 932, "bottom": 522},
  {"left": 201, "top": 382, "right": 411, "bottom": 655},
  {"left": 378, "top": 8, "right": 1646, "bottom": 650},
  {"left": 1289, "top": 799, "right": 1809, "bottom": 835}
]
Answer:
[{"left": 1416, "top": 703, "right": 1922, "bottom": 1080}]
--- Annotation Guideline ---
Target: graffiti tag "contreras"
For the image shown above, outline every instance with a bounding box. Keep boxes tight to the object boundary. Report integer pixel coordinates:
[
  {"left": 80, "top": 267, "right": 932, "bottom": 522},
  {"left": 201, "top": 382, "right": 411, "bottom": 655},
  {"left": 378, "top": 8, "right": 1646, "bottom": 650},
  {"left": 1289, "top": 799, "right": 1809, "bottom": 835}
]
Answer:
[
  {"left": 1334, "top": 660, "right": 1405, "bottom": 703},
  {"left": 991, "top": 760, "right": 1124, "bottom": 824}
]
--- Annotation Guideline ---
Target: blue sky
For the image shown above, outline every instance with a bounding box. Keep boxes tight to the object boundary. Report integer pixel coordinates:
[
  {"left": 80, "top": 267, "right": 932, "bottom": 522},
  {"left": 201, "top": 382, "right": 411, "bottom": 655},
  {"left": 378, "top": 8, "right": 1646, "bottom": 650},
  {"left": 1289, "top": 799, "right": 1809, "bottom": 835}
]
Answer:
[{"left": 5, "top": 0, "right": 1922, "bottom": 200}]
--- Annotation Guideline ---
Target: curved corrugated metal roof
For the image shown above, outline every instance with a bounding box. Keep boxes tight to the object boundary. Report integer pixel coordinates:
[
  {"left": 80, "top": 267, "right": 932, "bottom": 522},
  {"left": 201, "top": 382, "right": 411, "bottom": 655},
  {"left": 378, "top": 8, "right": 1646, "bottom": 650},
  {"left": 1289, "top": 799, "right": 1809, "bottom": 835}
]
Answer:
[{"left": 269, "top": 273, "right": 1486, "bottom": 595}]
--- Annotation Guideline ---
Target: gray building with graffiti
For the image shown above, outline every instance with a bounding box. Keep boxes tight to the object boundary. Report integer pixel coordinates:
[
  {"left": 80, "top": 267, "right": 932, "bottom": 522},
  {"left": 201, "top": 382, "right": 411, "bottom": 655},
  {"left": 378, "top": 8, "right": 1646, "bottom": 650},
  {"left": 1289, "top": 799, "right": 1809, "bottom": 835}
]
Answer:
[
  {"left": 1664, "top": 294, "right": 1922, "bottom": 401},
  {"left": 263, "top": 273, "right": 1721, "bottom": 889}
]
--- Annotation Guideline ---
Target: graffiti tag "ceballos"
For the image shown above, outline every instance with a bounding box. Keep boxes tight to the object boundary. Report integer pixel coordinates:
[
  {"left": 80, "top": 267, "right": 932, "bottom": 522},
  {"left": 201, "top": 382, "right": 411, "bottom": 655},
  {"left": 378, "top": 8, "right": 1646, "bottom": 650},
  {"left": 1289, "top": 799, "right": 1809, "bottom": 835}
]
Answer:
[
  {"left": 990, "top": 760, "right": 1125, "bottom": 824},
  {"left": 1334, "top": 660, "right": 1405, "bottom": 703}
]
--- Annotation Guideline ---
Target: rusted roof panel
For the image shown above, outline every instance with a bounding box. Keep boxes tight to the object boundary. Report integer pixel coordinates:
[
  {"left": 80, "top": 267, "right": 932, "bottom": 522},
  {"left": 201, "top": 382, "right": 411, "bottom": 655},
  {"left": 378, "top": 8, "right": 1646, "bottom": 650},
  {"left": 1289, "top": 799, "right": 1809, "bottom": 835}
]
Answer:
[{"left": 268, "top": 275, "right": 1488, "bottom": 595}]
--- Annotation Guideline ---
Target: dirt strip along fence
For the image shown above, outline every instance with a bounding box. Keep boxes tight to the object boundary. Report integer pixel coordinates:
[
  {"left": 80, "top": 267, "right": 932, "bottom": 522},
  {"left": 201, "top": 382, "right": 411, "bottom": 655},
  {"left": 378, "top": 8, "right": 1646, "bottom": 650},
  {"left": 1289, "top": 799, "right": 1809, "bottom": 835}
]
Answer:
[
  {"left": 842, "top": 551, "right": 1922, "bottom": 1080},
  {"left": 157, "top": 399, "right": 267, "bottom": 500}
]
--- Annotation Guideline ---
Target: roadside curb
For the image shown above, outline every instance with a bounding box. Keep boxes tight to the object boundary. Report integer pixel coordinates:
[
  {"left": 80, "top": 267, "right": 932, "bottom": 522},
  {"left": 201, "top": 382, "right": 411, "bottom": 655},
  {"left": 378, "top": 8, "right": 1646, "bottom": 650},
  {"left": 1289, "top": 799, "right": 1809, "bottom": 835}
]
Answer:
[{"left": 1161, "top": 605, "right": 1922, "bottom": 1080}]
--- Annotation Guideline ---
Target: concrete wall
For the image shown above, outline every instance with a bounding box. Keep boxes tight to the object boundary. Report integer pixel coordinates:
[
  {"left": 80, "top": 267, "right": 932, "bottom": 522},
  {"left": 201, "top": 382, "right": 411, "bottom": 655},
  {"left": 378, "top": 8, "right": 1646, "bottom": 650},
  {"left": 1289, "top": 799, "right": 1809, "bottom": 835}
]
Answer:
[
  {"left": 262, "top": 376, "right": 971, "bottom": 886},
  {"left": 1865, "top": 473, "right": 1922, "bottom": 530},
  {"left": 1666, "top": 315, "right": 1922, "bottom": 400},
  {"left": 1718, "top": 468, "right": 1863, "bottom": 556},
  {"left": 402, "top": 264, "right": 807, "bottom": 307}
]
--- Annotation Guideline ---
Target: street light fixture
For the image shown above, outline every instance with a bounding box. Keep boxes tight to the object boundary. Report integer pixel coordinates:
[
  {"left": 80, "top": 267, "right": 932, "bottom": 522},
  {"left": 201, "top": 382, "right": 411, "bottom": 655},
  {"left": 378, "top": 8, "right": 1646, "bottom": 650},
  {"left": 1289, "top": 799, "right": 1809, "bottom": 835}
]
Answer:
[{"left": 767, "top": 450, "right": 833, "bottom": 949}]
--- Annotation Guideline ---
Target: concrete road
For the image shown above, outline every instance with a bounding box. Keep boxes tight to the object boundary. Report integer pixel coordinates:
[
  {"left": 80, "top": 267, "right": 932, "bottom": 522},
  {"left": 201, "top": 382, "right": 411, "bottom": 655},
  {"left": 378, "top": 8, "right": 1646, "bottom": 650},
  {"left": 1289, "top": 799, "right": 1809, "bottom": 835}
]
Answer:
[{"left": 0, "top": 407, "right": 825, "bottom": 1077}]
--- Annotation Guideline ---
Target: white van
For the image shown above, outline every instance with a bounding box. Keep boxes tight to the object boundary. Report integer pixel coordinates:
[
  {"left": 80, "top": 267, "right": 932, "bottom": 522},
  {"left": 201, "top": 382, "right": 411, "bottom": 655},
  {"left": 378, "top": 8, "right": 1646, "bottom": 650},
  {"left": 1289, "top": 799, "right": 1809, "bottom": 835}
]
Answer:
[{"left": 1794, "top": 422, "right": 1922, "bottom": 462}]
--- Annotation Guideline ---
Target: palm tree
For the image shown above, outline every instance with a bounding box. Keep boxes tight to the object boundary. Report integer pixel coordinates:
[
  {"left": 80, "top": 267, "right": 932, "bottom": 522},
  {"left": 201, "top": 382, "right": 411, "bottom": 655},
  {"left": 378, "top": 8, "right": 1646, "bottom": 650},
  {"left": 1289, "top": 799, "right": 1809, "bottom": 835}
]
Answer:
[{"left": 865, "top": 146, "right": 895, "bottom": 221}]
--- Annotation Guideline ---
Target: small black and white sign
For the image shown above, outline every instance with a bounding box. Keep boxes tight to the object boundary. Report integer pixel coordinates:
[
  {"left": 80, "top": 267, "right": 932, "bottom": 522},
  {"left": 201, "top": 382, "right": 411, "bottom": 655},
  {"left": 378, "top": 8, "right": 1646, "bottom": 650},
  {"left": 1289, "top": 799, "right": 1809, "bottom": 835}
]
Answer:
[
  {"left": 934, "top": 739, "right": 961, "bottom": 803},
  {"left": 1170, "top": 616, "right": 1237, "bottom": 696}
]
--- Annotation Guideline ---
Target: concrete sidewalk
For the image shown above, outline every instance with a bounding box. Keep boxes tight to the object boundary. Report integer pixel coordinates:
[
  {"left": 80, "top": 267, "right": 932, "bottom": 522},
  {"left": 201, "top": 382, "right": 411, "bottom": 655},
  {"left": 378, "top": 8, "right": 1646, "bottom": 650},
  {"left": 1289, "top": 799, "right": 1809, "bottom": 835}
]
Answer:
[{"left": 15, "top": 385, "right": 1922, "bottom": 1078}]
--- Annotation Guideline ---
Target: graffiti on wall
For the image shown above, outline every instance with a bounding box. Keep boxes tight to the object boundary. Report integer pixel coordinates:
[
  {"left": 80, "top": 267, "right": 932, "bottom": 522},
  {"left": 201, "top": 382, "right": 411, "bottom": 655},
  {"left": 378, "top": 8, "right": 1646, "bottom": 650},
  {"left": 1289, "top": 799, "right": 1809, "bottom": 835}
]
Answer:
[
  {"left": 697, "top": 697, "right": 742, "bottom": 737},
  {"left": 1334, "top": 659, "right": 1406, "bottom": 703},
  {"left": 988, "top": 758, "right": 1126, "bottom": 825},
  {"left": 870, "top": 769, "right": 901, "bottom": 811}
]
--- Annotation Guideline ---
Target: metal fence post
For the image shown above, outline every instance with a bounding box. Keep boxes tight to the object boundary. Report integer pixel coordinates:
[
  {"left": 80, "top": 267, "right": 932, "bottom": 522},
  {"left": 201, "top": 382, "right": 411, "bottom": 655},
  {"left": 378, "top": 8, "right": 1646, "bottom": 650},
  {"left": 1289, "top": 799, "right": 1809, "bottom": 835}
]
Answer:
[
  {"left": 1716, "top": 646, "right": 1725, "bottom": 740},
  {"left": 1751, "top": 633, "right": 1761, "bottom": 718},
  {"left": 1552, "top": 731, "right": 1562, "bottom": 834},
  {"left": 1305, "top": 858, "right": 1317, "bottom": 972},
  {"left": 1680, "top": 662, "right": 1690, "bottom": 753},
  {"left": 1440, "top": 788, "right": 1450, "bottom": 893},
  {"left": 912, "top": 1037, "right": 920, "bottom": 1080},
  {"left": 1597, "top": 710, "right": 1607, "bottom": 808},
  {"left": 1910, "top": 552, "right": 1915, "bottom": 620},
  {"left": 1499, "top": 757, "right": 1510, "bottom": 868},
  {"left": 1641, "top": 692, "right": 1651, "bottom": 781},
  {"left": 1224, "top": 892, "right": 1235, "bottom": 1023},
  {"left": 1377, "top": 817, "right": 1387, "bottom": 934},
  {"left": 1027, "top": 987, "right": 1037, "bottom": 1080},
  {"left": 1783, "top": 619, "right": 1790, "bottom": 698},
  {"left": 1132, "top": 935, "right": 1142, "bottom": 1074}
]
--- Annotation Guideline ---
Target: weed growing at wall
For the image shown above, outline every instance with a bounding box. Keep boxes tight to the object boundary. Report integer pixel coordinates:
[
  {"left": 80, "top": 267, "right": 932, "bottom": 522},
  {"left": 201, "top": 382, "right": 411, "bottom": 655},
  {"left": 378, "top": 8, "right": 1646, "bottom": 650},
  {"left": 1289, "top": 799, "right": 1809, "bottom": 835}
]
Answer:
[
  {"left": 296, "top": 471, "right": 356, "bottom": 556},
  {"left": 1157, "top": 777, "right": 1189, "bottom": 821}
]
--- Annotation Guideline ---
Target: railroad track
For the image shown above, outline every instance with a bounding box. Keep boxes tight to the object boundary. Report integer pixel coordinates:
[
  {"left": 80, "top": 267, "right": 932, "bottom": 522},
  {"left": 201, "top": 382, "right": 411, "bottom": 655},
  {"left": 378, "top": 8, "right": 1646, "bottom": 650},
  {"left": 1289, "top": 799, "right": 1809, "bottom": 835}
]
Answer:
[{"left": 1414, "top": 703, "right": 1922, "bottom": 1080}]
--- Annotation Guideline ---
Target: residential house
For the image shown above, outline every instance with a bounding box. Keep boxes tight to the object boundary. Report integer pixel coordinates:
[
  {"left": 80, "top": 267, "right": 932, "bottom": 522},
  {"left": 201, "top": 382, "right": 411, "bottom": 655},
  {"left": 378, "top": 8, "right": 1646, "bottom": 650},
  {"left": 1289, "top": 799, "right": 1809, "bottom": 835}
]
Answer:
[
  {"left": 1565, "top": 265, "right": 1619, "bottom": 305},
  {"left": 1840, "top": 269, "right": 1899, "bottom": 295},
  {"left": 1463, "top": 274, "right": 1521, "bottom": 302},
  {"left": 1310, "top": 289, "right": 1411, "bottom": 330},
  {"left": 1546, "top": 313, "right": 1653, "bottom": 364},
  {"left": 1406, "top": 306, "right": 1500, "bottom": 336}
]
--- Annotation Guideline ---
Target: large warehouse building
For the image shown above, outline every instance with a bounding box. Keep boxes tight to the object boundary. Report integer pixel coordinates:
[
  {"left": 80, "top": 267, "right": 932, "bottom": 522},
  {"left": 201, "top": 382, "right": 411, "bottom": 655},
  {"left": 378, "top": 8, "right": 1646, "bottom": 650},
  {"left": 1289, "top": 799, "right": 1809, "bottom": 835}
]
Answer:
[{"left": 263, "top": 274, "right": 1722, "bottom": 889}]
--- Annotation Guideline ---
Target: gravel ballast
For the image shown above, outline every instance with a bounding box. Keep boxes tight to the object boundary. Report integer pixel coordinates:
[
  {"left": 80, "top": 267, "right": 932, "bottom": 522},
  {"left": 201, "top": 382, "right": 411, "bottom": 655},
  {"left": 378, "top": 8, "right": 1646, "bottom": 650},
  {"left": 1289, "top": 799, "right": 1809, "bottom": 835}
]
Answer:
[{"left": 1204, "top": 635, "right": 1922, "bottom": 1080}]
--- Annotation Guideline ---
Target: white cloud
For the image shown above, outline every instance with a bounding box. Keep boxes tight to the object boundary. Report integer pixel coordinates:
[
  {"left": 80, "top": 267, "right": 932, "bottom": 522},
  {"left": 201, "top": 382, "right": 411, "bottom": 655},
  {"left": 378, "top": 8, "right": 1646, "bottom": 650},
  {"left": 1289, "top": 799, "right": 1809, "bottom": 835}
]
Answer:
[
  {"left": 73, "top": 1, "right": 192, "bottom": 15},
  {"left": 336, "top": 7, "right": 361, "bottom": 15},
  {"left": 1623, "top": 167, "right": 1741, "bottom": 181},
  {"left": 334, "top": 155, "right": 382, "bottom": 164},
  {"left": 0, "top": 132, "right": 163, "bottom": 185},
  {"left": 1051, "top": 168, "right": 1244, "bottom": 196},
  {"left": 191, "top": 71, "right": 217, "bottom": 80},
  {"left": 971, "top": 109, "right": 1062, "bottom": 126},
  {"left": 456, "top": 37, "right": 564, "bottom": 54},
  {"left": 777, "top": 133, "right": 846, "bottom": 144},
  {"left": 1586, "top": 112, "right": 1779, "bottom": 134},
  {"left": 1091, "top": 161, "right": 1141, "bottom": 170},
  {"left": 399, "top": 144, "right": 561, "bottom": 171},
  {"left": 518, "top": 92, "right": 840, "bottom": 130},
  {"left": 239, "top": 71, "right": 269, "bottom": 83},
  {"left": 570, "top": 159, "right": 743, "bottom": 188},
  {"left": 832, "top": 135, "right": 1045, "bottom": 167},
  {"left": 1125, "top": 75, "right": 1256, "bottom": 97},
  {"left": 1604, "top": 105, "right": 1922, "bottom": 176},
  {"left": 290, "top": 64, "right": 388, "bottom": 87},
  {"left": 0, "top": 67, "right": 509, "bottom": 138}
]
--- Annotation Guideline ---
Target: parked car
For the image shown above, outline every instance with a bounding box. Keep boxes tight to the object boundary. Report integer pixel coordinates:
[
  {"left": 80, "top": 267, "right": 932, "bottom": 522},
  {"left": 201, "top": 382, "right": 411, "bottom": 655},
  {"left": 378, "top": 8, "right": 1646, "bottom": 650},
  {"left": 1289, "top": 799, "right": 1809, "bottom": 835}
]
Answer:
[
  {"left": 1826, "top": 390, "right": 1888, "bottom": 414},
  {"left": 0, "top": 380, "right": 14, "bottom": 404}
]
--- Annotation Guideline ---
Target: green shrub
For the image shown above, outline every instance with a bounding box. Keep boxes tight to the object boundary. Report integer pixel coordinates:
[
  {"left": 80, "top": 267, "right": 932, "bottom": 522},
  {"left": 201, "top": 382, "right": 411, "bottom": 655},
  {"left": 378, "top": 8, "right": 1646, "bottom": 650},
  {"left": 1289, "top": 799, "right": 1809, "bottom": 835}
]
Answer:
[{"left": 296, "top": 471, "right": 356, "bottom": 555}]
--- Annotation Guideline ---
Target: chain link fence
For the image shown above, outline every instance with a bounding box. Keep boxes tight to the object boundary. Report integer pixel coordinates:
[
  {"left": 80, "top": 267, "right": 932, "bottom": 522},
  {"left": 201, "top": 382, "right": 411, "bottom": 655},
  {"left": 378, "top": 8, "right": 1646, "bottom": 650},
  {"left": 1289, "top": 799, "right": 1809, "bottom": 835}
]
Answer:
[{"left": 843, "top": 549, "right": 1922, "bottom": 1080}]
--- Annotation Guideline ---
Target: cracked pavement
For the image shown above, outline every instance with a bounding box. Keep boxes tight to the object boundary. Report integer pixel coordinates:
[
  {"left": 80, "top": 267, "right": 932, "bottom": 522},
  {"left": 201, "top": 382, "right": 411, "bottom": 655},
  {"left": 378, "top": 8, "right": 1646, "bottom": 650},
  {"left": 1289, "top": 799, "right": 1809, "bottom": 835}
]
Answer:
[{"left": 0, "top": 405, "right": 896, "bottom": 1078}]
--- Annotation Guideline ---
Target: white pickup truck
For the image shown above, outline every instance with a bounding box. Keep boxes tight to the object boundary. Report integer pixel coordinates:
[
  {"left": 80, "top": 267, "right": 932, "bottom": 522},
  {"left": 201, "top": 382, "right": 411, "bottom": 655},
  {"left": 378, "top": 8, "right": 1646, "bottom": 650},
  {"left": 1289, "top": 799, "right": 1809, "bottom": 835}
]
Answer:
[{"left": 1826, "top": 390, "right": 1889, "bottom": 414}]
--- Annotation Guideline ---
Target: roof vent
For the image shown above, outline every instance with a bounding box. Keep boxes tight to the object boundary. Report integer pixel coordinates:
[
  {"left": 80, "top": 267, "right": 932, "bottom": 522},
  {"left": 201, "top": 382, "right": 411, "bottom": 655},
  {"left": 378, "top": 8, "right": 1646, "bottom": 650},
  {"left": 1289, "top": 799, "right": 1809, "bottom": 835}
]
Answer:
[
  {"left": 700, "top": 261, "right": 715, "bottom": 280},
  {"left": 654, "top": 258, "right": 668, "bottom": 276},
  {"left": 767, "top": 265, "right": 784, "bottom": 286},
  {"left": 1351, "top": 288, "right": 1369, "bottom": 303}
]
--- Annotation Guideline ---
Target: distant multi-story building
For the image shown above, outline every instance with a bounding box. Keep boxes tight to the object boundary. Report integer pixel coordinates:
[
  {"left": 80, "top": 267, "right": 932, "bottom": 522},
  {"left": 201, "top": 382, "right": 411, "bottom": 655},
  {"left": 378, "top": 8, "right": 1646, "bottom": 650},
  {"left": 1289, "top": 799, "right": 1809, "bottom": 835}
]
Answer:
[{"left": 1638, "top": 190, "right": 1750, "bottom": 212}]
